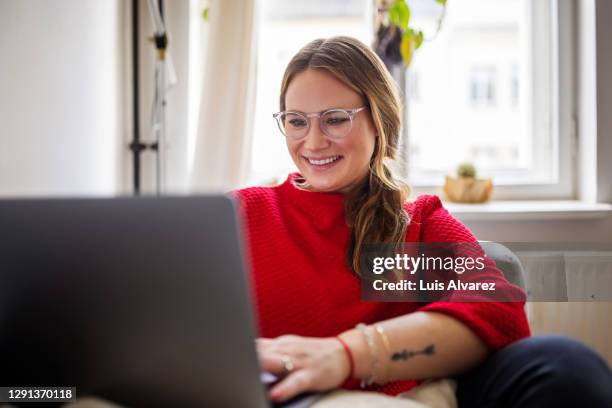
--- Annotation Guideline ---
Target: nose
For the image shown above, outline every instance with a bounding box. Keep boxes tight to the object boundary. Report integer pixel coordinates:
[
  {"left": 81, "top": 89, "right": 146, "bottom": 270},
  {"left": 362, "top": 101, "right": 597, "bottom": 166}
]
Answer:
[{"left": 302, "top": 119, "right": 330, "bottom": 150}]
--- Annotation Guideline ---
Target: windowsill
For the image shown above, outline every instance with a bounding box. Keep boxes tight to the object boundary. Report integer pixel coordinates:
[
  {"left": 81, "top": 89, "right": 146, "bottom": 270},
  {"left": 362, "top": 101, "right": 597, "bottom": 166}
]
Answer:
[{"left": 443, "top": 200, "right": 612, "bottom": 221}]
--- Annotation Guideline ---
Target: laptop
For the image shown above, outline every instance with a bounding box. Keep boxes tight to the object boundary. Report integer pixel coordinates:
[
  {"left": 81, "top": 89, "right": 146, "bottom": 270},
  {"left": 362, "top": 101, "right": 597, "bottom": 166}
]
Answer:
[{"left": 0, "top": 196, "right": 322, "bottom": 407}]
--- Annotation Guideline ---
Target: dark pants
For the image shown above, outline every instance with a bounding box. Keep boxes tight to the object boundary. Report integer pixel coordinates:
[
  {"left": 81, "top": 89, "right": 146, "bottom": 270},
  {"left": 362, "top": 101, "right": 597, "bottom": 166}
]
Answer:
[{"left": 455, "top": 335, "right": 612, "bottom": 408}]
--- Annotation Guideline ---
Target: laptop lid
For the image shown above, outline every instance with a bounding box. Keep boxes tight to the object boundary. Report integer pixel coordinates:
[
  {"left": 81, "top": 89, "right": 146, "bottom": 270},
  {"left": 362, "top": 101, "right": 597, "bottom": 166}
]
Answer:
[{"left": 0, "top": 195, "right": 269, "bottom": 407}]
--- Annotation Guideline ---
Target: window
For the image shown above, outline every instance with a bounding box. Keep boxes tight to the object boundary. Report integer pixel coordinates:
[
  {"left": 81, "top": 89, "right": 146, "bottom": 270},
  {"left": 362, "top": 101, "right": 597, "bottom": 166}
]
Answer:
[
  {"left": 405, "top": 0, "right": 575, "bottom": 199},
  {"left": 407, "top": 70, "right": 420, "bottom": 101},
  {"left": 249, "top": 0, "right": 575, "bottom": 199}
]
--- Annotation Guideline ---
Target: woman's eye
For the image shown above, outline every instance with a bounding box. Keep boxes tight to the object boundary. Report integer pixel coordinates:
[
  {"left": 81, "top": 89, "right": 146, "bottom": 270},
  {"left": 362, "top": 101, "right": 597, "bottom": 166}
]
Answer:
[
  {"left": 288, "top": 119, "right": 307, "bottom": 128},
  {"left": 326, "top": 117, "right": 349, "bottom": 126}
]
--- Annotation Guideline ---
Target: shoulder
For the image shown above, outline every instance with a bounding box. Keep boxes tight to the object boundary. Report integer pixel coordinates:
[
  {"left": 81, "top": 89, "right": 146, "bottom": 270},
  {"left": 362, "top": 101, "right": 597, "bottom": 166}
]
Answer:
[
  {"left": 230, "top": 185, "right": 286, "bottom": 236},
  {"left": 232, "top": 184, "right": 279, "bottom": 201},
  {"left": 231, "top": 174, "right": 297, "bottom": 209},
  {"left": 231, "top": 184, "right": 282, "bottom": 213},
  {"left": 405, "top": 194, "right": 446, "bottom": 223},
  {"left": 405, "top": 194, "right": 477, "bottom": 242}
]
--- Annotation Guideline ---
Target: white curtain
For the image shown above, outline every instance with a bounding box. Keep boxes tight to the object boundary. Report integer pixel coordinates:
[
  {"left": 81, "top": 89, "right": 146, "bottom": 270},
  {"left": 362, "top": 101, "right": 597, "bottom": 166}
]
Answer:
[{"left": 189, "top": 0, "right": 258, "bottom": 192}]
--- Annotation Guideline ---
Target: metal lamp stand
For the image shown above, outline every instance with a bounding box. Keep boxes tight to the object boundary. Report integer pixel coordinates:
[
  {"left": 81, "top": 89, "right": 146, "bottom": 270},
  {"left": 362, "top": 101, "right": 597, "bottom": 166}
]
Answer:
[
  {"left": 146, "top": 0, "right": 168, "bottom": 195},
  {"left": 128, "top": 0, "right": 170, "bottom": 195}
]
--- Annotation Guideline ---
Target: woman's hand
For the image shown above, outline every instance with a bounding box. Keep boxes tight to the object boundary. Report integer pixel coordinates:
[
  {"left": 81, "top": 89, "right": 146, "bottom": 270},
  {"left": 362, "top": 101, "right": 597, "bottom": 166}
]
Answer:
[{"left": 256, "top": 335, "right": 350, "bottom": 403}]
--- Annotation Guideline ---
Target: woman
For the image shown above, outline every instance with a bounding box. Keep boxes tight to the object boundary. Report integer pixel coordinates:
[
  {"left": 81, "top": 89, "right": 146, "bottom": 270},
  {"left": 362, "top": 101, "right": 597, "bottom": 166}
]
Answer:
[{"left": 236, "top": 37, "right": 611, "bottom": 407}]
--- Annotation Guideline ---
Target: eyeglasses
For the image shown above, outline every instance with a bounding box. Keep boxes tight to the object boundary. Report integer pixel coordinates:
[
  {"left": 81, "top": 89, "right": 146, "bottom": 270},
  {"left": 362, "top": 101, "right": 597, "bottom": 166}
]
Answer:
[{"left": 272, "top": 107, "right": 367, "bottom": 140}]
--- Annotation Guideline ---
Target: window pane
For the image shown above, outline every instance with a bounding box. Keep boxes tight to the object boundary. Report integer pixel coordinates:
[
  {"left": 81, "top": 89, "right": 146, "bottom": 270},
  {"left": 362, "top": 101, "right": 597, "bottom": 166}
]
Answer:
[{"left": 405, "top": 0, "right": 554, "bottom": 185}]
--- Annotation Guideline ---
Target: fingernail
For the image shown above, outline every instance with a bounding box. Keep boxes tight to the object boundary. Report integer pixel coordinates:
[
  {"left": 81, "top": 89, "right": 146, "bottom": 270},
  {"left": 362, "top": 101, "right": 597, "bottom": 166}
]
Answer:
[{"left": 269, "top": 390, "right": 281, "bottom": 401}]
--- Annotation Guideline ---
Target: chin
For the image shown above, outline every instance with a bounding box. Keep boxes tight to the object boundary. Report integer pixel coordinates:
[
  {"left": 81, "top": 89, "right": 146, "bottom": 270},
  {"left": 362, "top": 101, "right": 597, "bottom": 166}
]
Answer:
[
  {"left": 301, "top": 172, "right": 355, "bottom": 193},
  {"left": 310, "top": 182, "right": 340, "bottom": 193}
]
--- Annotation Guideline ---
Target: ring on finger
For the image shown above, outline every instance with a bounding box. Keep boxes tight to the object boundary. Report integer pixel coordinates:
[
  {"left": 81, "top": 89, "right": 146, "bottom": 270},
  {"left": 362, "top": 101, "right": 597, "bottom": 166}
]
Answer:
[{"left": 280, "top": 354, "right": 295, "bottom": 373}]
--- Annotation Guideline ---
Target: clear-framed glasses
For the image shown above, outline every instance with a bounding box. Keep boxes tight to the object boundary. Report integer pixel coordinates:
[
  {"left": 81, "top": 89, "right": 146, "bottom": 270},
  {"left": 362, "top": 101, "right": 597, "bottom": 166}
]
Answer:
[{"left": 272, "top": 107, "right": 367, "bottom": 140}]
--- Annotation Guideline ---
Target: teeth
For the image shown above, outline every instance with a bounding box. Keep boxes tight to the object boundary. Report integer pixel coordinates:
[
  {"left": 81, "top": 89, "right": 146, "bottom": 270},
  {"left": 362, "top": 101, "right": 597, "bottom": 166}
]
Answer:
[{"left": 308, "top": 156, "right": 341, "bottom": 165}]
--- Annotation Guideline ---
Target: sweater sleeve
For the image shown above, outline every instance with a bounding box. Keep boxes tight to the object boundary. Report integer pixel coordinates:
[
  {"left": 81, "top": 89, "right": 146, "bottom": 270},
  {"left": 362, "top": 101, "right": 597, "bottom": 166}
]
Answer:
[{"left": 413, "top": 196, "right": 530, "bottom": 350}]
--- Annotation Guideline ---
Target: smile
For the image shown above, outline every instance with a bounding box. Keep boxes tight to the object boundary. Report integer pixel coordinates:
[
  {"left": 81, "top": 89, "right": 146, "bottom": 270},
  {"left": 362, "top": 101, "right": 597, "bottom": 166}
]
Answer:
[{"left": 305, "top": 155, "right": 343, "bottom": 166}]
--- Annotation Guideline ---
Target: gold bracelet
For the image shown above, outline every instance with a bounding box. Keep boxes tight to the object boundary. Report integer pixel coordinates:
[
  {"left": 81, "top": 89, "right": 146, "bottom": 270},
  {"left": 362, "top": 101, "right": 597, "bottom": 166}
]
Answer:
[
  {"left": 356, "top": 323, "right": 378, "bottom": 387},
  {"left": 374, "top": 324, "right": 391, "bottom": 383}
]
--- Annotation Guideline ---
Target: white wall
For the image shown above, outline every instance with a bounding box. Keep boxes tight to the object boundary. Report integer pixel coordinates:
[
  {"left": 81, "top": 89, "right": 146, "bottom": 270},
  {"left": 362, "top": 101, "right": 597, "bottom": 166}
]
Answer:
[
  {"left": 0, "top": 0, "right": 126, "bottom": 197},
  {"left": 463, "top": 215, "right": 612, "bottom": 243}
]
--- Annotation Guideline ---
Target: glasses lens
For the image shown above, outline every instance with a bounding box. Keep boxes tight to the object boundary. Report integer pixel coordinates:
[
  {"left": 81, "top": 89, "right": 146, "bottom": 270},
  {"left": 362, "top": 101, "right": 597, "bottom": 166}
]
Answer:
[
  {"left": 321, "top": 110, "right": 352, "bottom": 138},
  {"left": 279, "top": 112, "right": 308, "bottom": 139}
]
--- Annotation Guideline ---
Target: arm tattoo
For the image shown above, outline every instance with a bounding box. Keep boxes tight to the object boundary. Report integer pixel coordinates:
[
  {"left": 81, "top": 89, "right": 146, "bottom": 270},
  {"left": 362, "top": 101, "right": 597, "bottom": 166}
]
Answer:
[{"left": 390, "top": 344, "right": 435, "bottom": 362}]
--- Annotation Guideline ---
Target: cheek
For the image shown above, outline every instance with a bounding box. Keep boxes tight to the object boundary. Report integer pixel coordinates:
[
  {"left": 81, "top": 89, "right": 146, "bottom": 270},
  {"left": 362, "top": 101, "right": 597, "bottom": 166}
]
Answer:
[
  {"left": 357, "top": 139, "right": 377, "bottom": 175},
  {"left": 344, "top": 134, "right": 376, "bottom": 163},
  {"left": 351, "top": 120, "right": 377, "bottom": 159},
  {"left": 286, "top": 140, "right": 297, "bottom": 155},
  {"left": 363, "top": 135, "right": 376, "bottom": 158}
]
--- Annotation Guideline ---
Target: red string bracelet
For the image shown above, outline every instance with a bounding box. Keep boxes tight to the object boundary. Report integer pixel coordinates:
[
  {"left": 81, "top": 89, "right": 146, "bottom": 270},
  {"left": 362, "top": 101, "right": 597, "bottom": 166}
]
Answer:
[{"left": 335, "top": 335, "right": 355, "bottom": 380}]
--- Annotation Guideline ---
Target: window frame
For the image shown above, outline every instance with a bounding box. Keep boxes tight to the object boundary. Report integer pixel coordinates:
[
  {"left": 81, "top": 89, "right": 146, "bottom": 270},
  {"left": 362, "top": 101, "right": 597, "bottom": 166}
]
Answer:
[{"left": 404, "top": 0, "right": 577, "bottom": 200}]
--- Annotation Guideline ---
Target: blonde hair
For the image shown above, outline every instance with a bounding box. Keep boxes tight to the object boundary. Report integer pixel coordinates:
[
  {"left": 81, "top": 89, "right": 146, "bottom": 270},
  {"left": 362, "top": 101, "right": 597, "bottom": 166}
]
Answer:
[{"left": 279, "top": 36, "right": 411, "bottom": 276}]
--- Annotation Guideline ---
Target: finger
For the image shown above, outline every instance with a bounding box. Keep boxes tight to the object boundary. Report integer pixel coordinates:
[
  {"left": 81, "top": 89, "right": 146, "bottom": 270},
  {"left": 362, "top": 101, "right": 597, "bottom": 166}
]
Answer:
[
  {"left": 255, "top": 338, "right": 274, "bottom": 353},
  {"left": 255, "top": 338, "right": 274, "bottom": 347},
  {"left": 256, "top": 337, "right": 297, "bottom": 352},
  {"left": 269, "top": 370, "right": 312, "bottom": 403},
  {"left": 258, "top": 352, "right": 289, "bottom": 375},
  {"left": 276, "top": 334, "right": 300, "bottom": 344},
  {"left": 257, "top": 338, "right": 303, "bottom": 357}
]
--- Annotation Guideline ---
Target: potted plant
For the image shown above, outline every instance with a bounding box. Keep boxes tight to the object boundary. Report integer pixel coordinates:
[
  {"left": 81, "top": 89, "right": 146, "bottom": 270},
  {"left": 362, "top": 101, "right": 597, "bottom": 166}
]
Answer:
[
  {"left": 373, "top": 0, "right": 447, "bottom": 70},
  {"left": 443, "top": 162, "right": 493, "bottom": 203}
]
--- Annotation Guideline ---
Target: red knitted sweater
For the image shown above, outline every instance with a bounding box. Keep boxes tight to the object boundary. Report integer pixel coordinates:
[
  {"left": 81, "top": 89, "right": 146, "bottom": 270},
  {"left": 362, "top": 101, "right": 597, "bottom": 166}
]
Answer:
[{"left": 235, "top": 173, "right": 530, "bottom": 395}]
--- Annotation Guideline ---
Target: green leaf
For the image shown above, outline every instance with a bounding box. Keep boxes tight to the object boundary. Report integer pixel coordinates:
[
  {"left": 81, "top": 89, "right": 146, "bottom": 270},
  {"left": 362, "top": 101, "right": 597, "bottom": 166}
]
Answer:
[
  {"left": 202, "top": 7, "right": 209, "bottom": 21},
  {"left": 435, "top": 0, "right": 447, "bottom": 5},
  {"left": 389, "top": 0, "right": 410, "bottom": 30},
  {"left": 415, "top": 30, "right": 424, "bottom": 49}
]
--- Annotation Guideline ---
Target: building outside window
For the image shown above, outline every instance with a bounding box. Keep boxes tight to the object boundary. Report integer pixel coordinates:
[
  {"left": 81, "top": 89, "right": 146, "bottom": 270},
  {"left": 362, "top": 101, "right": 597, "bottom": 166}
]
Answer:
[{"left": 469, "top": 66, "right": 497, "bottom": 106}]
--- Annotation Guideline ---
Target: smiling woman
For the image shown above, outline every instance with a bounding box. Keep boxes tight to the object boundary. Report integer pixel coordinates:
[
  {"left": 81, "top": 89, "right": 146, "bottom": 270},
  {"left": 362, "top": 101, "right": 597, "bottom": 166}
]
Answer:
[
  {"left": 275, "top": 38, "right": 412, "bottom": 278},
  {"left": 234, "top": 36, "right": 612, "bottom": 407}
]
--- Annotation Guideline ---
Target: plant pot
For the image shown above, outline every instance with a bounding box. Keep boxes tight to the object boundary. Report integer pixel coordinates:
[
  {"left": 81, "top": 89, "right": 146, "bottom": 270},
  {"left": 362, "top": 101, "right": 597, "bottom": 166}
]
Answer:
[{"left": 443, "top": 176, "right": 493, "bottom": 203}]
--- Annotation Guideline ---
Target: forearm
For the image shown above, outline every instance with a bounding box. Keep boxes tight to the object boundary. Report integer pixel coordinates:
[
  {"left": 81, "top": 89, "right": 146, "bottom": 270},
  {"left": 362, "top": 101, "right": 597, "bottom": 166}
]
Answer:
[{"left": 339, "top": 311, "right": 489, "bottom": 384}]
